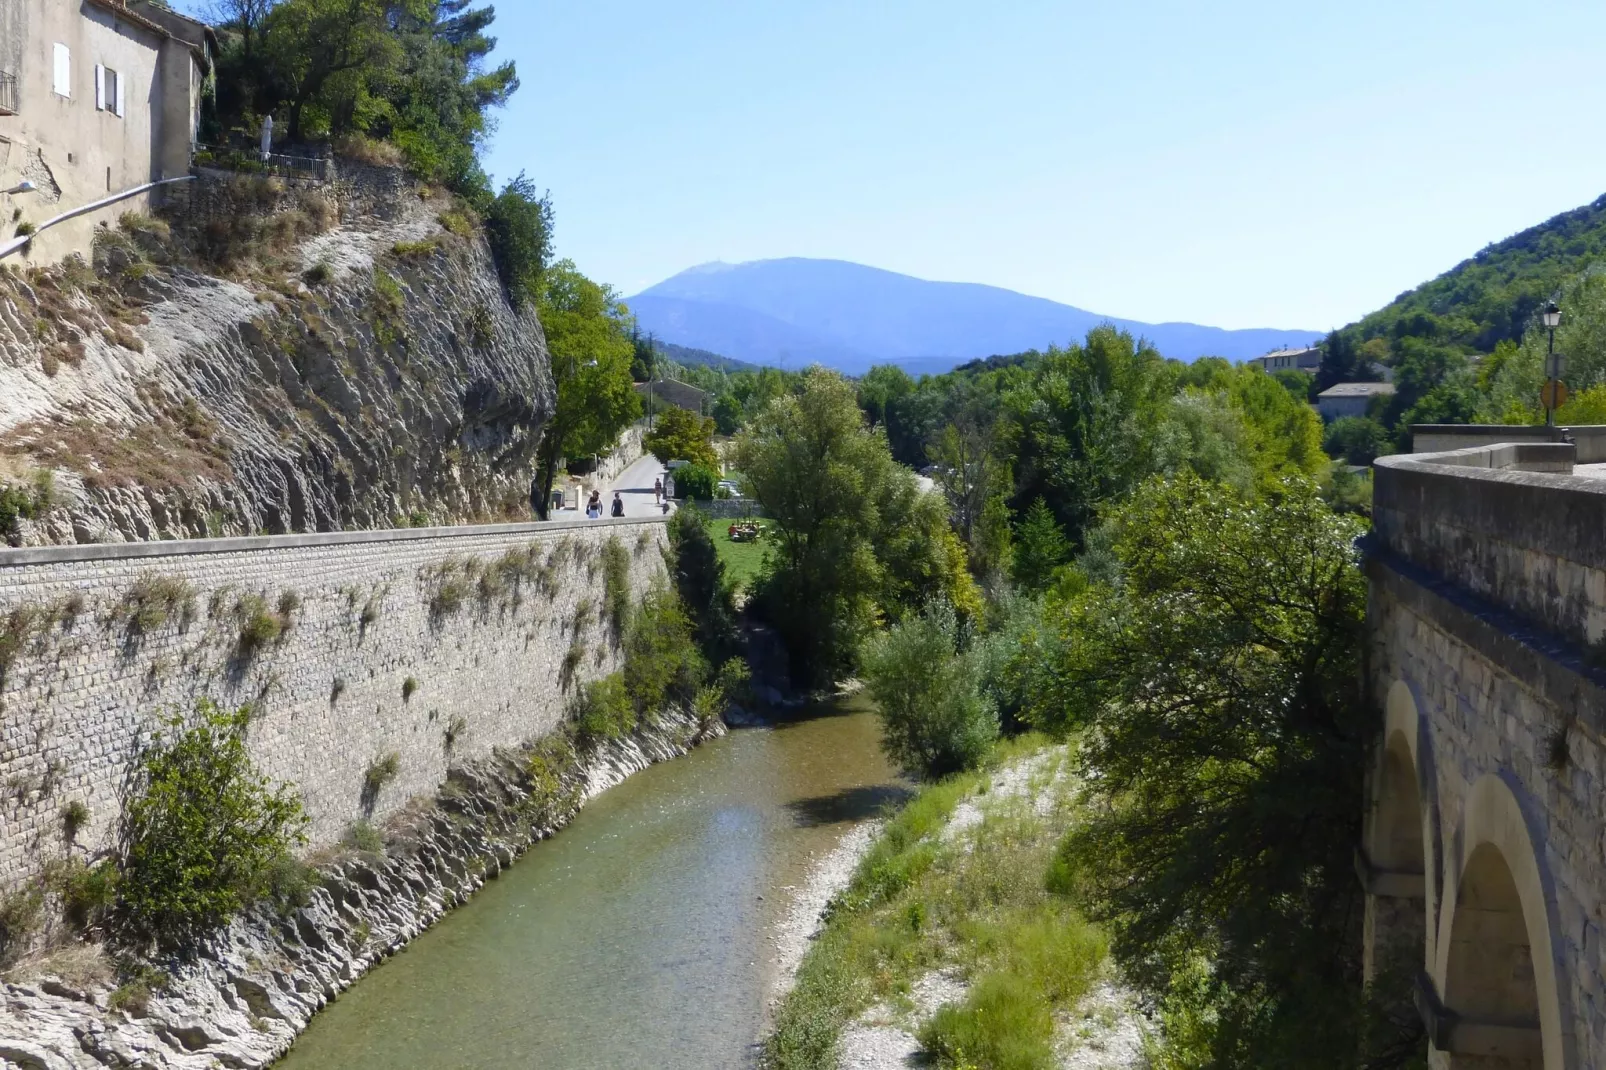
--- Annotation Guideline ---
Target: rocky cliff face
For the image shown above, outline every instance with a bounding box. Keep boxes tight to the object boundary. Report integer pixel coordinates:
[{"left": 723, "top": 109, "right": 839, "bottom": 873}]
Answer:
[{"left": 0, "top": 165, "right": 554, "bottom": 545}]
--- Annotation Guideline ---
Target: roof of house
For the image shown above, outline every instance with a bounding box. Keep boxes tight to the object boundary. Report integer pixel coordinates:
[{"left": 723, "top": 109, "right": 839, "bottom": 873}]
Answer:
[
  {"left": 1262, "top": 346, "right": 1320, "bottom": 358},
  {"left": 1317, "top": 382, "right": 1397, "bottom": 399},
  {"left": 87, "top": 0, "right": 215, "bottom": 70}
]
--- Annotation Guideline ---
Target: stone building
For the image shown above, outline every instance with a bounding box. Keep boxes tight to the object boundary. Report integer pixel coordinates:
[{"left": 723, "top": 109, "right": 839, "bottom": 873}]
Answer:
[
  {"left": 0, "top": 0, "right": 212, "bottom": 262},
  {"left": 1316, "top": 380, "right": 1395, "bottom": 420},
  {"left": 1365, "top": 437, "right": 1606, "bottom": 1068},
  {"left": 1246, "top": 345, "right": 1322, "bottom": 374}
]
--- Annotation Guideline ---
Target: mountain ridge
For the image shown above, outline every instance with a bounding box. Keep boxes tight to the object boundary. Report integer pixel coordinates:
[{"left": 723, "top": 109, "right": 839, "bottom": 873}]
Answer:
[{"left": 628, "top": 257, "right": 1323, "bottom": 374}]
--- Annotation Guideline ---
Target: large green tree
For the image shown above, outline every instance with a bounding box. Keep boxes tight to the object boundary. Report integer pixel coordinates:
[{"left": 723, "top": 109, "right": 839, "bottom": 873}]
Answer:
[
  {"left": 1041, "top": 476, "right": 1416, "bottom": 1067},
  {"left": 532, "top": 260, "right": 641, "bottom": 519}
]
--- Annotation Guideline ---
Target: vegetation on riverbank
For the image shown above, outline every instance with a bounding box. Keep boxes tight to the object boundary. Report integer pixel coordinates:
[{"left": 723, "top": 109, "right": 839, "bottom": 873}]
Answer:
[{"left": 767, "top": 739, "right": 1107, "bottom": 1070}]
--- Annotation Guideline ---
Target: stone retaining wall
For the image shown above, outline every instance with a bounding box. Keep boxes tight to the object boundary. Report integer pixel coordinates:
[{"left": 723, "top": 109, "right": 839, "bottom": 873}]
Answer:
[{"left": 0, "top": 515, "right": 668, "bottom": 889}]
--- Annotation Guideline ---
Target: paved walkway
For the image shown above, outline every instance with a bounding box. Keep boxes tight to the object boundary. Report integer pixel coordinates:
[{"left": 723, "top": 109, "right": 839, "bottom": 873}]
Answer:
[{"left": 605, "top": 452, "right": 674, "bottom": 518}]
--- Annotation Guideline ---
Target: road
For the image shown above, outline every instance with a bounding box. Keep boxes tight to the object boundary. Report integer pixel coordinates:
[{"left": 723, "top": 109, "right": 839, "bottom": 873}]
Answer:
[{"left": 605, "top": 452, "right": 673, "bottom": 518}]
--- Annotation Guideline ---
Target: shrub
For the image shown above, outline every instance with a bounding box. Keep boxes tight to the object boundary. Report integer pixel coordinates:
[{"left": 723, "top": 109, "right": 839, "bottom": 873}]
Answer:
[
  {"left": 0, "top": 470, "right": 54, "bottom": 545},
  {"left": 107, "top": 965, "right": 169, "bottom": 1016},
  {"left": 392, "top": 239, "right": 440, "bottom": 259},
  {"left": 302, "top": 262, "right": 332, "bottom": 286},
  {"left": 861, "top": 601, "right": 998, "bottom": 779},
  {"left": 0, "top": 883, "right": 43, "bottom": 965},
  {"left": 444, "top": 713, "right": 467, "bottom": 752},
  {"left": 402, "top": 676, "right": 420, "bottom": 702},
  {"left": 621, "top": 588, "right": 705, "bottom": 719},
  {"left": 61, "top": 798, "right": 91, "bottom": 840},
  {"left": 114, "top": 573, "right": 196, "bottom": 637},
  {"left": 361, "top": 752, "right": 402, "bottom": 813},
  {"left": 49, "top": 857, "right": 119, "bottom": 929},
  {"left": 342, "top": 820, "right": 385, "bottom": 855},
  {"left": 672, "top": 463, "right": 719, "bottom": 501},
  {"left": 526, "top": 733, "right": 577, "bottom": 820},
  {"left": 234, "top": 593, "right": 288, "bottom": 654},
  {"left": 116, "top": 700, "right": 307, "bottom": 949},
  {"left": 575, "top": 673, "right": 634, "bottom": 742},
  {"left": 600, "top": 536, "right": 631, "bottom": 643},
  {"left": 667, "top": 506, "right": 738, "bottom": 663},
  {"left": 560, "top": 643, "right": 585, "bottom": 690},
  {"left": 14, "top": 221, "right": 35, "bottom": 238},
  {"left": 439, "top": 210, "right": 476, "bottom": 238}
]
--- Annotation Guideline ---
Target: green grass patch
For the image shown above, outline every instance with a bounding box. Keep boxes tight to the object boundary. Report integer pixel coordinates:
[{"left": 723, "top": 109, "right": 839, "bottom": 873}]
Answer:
[
  {"left": 702, "top": 516, "right": 767, "bottom": 594},
  {"left": 765, "top": 738, "right": 1106, "bottom": 1070}
]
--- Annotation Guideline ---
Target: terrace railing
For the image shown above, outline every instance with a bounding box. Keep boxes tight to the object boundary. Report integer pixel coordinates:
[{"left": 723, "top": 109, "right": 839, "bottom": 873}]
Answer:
[
  {"left": 193, "top": 144, "right": 331, "bottom": 183},
  {"left": 0, "top": 70, "right": 18, "bottom": 115}
]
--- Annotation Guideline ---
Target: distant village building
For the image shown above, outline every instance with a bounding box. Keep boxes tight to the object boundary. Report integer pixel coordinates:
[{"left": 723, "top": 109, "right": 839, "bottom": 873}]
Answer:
[
  {"left": 1247, "top": 346, "right": 1322, "bottom": 374},
  {"left": 0, "top": 0, "right": 212, "bottom": 262},
  {"left": 636, "top": 378, "right": 711, "bottom": 415},
  {"left": 1316, "top": 381, "right": 1395, "bottom": 421}
]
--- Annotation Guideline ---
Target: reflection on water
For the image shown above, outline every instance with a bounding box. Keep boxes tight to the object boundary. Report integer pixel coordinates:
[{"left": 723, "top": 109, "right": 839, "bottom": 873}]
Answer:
[{"left": 275, "top": 699, "right": 900, "bottom": 1070}]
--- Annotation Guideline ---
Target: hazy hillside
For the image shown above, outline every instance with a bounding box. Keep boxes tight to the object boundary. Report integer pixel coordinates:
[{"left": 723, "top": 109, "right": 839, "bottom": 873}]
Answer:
[
  {"left": 1338, "top": 192, "right": 1606, "bottom": 354},
  {"left": 653, "top": 340, "right": 763, "bottom": 373},
  {"left": 628, "top": 258, "right": 1322, "bottom": 373}
]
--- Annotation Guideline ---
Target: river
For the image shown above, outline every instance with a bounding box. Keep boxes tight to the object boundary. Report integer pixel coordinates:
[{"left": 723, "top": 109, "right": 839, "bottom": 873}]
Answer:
[{"left": 275, "top": 700, "right": 904, "bottom": 1070}]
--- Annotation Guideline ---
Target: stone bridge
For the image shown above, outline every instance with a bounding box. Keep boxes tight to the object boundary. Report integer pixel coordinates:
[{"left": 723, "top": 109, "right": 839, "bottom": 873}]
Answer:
[{"left": 1366, "top": 437, "right": 1606, "bottom": 1069}]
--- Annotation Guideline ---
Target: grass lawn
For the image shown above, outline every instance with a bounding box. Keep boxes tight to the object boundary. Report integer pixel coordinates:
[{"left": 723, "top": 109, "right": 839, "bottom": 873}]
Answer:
[{"left": 702, "top": 515, "right": 769, "bottom": 594}]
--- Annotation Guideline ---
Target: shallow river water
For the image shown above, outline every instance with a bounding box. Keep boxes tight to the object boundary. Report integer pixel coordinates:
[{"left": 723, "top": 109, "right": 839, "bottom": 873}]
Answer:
[{"left": 275, "top": 700, "right": 904, "bottom": 1070}]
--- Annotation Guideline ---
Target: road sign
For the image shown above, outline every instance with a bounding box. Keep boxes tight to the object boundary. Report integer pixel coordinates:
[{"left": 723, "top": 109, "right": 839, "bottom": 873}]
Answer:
[{"left": 1542, "top": 380, "right": 1570, "bottom": 411}]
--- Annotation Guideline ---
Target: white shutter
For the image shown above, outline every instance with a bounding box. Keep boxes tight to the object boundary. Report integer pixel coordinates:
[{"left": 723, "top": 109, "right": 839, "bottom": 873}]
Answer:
[
  {"left": 52, "top": 43, "right": 70, "bottom": 98},
  {"left": 114, "top": 70, "right": 124, "bottom": 117},
  {"left": 94, "top": 64, "right": 104, "bottom": 110}
]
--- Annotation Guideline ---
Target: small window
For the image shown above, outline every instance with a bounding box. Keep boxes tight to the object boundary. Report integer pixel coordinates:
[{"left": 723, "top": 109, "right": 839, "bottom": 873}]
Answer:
[
  {"left": 95, "top": 65, "right": 123, "bottom": 116},
  {"left": 52, "top": 43, "right": 70, "bottom": 98}
]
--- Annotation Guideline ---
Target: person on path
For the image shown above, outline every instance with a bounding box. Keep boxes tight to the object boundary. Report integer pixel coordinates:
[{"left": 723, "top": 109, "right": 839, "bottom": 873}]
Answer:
[
  {"left": 610, "top": 492, "right": 625, "bottom": 518},
  {"left": 586, "top": 491, "right": 602, "bottom": 519},
  {"left": 654, "top": 477, "right": 663, "bottom": 505}
]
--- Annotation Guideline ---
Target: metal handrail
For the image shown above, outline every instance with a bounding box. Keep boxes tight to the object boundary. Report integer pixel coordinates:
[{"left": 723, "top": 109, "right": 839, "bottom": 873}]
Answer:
[
  {"left": 0, "top": 175, "right": 195, "bottom": 260},
  {"left": 0, "top": 69, "right": 17, "bottom": 115},
  {"left": 194, "top": 144, "right": 329, "bottom": 181}
]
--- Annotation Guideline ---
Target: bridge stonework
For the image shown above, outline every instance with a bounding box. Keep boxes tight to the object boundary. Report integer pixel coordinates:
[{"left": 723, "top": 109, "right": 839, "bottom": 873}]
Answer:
[{"left": 1366, "top": 443, "right": 1606, "bottom": 1069}]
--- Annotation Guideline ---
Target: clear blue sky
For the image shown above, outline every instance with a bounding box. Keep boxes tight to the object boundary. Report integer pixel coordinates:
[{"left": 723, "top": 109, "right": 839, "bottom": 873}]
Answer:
[{"left": 470, "top": 0, "right": 1606, "bottom": 331}]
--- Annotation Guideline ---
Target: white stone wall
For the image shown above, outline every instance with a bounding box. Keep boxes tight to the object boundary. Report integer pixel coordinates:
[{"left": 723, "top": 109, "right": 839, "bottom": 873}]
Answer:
[{"left": 0, "top": 516, "right": 669, "bottom": 887}]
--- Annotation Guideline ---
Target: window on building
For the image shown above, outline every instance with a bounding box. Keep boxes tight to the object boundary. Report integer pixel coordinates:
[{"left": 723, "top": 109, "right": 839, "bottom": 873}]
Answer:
[
  {"left": 94, "top": 65, "right": 123, "bottom": 116},
  {"left": 52, "top": 43, "right": 70, "bottom": 98}
]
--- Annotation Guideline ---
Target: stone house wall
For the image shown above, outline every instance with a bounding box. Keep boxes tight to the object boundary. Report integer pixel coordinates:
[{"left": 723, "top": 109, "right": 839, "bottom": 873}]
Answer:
[{"left": 0, "top": 515, "right": 669, "bottom": 890}]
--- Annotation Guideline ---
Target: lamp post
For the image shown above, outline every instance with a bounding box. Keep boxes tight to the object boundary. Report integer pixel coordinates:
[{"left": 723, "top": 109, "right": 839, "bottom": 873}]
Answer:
[
  {"left": 1542, "top": 301, "right": 1563, "bottom": 427},
  {"left": 2, "top": 181, "right": 36, "bottom": 196}
]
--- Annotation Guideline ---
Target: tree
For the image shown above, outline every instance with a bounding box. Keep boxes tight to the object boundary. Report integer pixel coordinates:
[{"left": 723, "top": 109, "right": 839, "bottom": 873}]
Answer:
[
  {"left": 644, "top": 406, "right": 719, "bottom": 469},
  {"left": 711, "top": 393, "right": 744, "bottom": 436},
  {"left": 667, "top": 506, "right": 738, "bottom": 664},
  {"left": 861, "top": 601, "right": 998, "bottom": 779},
  {"left": 1043, "top": 476, "right": 1414, "bottom": 1066},
  {"left": 629, "top": 328, "right": 657, "bottom": 383},
  {"left": 256, "top": 0, "right": 399, "bottom": 142},
  {"left": 532, "top": 261, "right": 642, "bottom": 519},
  {"left": 483, "top": 174, "right": 553, "bottom": 309},
  {"left": 1010, "top": 498, "right": 1068, "bottom": 590},
  {"left": 1323, "top": 416, "right": 1390, "bottom": 466},
  {"left": 1003, "top": 326, "right": 1175, "bottom": 549}
]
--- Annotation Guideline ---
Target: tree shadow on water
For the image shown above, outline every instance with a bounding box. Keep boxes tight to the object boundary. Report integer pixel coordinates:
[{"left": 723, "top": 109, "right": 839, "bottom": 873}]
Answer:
[{"left": 783, "top": 784, "right": 914, "bottom": 828}]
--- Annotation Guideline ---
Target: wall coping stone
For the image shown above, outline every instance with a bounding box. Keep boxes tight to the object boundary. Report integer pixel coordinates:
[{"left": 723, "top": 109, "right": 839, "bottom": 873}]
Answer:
[{"left": 0, "top": 515, "right": 666, "bottom": 570}]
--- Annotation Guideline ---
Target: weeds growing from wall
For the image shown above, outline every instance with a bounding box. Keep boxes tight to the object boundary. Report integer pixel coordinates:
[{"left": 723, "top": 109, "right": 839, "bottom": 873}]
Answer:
[
  {"left": 113, "top": 574, "right": 197, "bottom": 640},
  {"left": 402, "top": 676, "right": 420, "bottom": 703},
  {"left": 60, "top": 799, "right": 90, "bottom": 842},
  {"left": 601, "top": 535, "right": 631, "bottom": 644},
  {"left": 233, "top": 591, "right": 297, "bottom": 658},
  {"left": 361, "top": 753, "right": 402, "bottom": 816}
]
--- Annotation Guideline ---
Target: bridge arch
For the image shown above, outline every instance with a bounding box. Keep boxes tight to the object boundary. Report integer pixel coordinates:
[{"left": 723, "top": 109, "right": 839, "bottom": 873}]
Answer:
[
  {"left": 1428, "top": 773, "right": 1570, "bottom": 1069},
  {"left": 1363, "top": 680, "right": 1436, "bottom": 983}
]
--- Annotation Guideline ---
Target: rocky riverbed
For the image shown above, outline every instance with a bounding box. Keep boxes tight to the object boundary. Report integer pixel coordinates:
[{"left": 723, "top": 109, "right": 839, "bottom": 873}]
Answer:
[{"left": 0, "top": 711, "right": 722, "bottom": 1070}]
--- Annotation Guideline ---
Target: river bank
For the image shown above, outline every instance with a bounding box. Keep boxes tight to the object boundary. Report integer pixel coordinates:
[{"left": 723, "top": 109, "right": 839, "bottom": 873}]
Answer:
[
  {"left": 0, "top": 709, "right": 723, "bottom": 1070},
  {"left": 765, "top": 742, "right": 1152, "bottom": 1070}
]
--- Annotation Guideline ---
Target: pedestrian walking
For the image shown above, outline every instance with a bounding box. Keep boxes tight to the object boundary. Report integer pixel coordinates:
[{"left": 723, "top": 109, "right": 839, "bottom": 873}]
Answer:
[
  {"left": 653, "top": 477, "right": 663, "bottom": 505},
  {"left": 586, "top": 491, "right": 602, "bottom": 519},
  {"left": 610, "top": 492, "right": 625, "bottom": 518}
]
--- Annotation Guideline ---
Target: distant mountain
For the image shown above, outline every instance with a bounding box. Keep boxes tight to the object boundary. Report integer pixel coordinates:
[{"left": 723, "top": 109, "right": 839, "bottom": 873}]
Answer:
[
  {"left": 652, "top": 340, "right": 763, "bottom": 374},
  {"left": 627, "top": 259, "right": 1323, "bottom": 375}
]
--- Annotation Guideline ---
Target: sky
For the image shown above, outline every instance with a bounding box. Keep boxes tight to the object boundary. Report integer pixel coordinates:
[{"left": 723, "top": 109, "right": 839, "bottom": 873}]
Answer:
[
  {"left": 466, "top": 0, "right": 1606, "bottom": 332},
  {"left": 208, "top": 1, "right": 1603, "bottom": 333}
]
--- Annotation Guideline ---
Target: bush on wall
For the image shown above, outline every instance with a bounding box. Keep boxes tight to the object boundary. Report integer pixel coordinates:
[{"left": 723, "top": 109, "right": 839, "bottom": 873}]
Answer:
[{"left": 116, "top": 700, "right": 307, "bottom": 949}]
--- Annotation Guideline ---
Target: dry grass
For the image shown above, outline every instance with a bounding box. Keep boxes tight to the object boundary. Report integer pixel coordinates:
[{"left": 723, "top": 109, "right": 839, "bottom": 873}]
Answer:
[{"left": 334, "top": 134, "right": 405, "bottom": 168}]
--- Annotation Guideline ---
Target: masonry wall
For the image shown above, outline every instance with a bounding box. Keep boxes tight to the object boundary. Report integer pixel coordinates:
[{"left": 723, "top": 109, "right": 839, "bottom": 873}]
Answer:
[
  {"left": 0, "top": 515, "right": 669, "bottom": 889},
  {"left": 1368, "top": 559, "right": 1606, "bottom": 1063}
]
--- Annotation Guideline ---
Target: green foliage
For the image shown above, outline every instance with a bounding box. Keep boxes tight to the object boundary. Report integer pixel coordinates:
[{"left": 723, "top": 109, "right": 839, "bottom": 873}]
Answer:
[
  {"left": 600, "top": 535, "right": 631, "bottom": 643},
  {"left": 621, "top": 587, "right": 706, "bottom": 719},
  {"left": 526, "top": 733, "right": 578, "bottom": 820},
  {"left": 391, "top": 238, "right": 440, "bottom": 259},
  {"left": 61, "top": 799, "right": 91, "bottom": 841},
  {"left": 117, "top": 700, "right": 307, "bottom": 949},
  {"left": 1009, "top": 498, "right": 1069, "bottom": 591},
  {"left": 712, "top": 392, "right": 745, "bottom": 435},
  {"left": 402, "top": 676, "right": 420, "bottom": 702},
  {"left": 0, "top": 882, "right": 43, "bottom": 965},
  {"left": 342, "top": 820, "right": 385, "bottom": 855},
  {"left": 1323, "top": 415, "right": 1390, "bottom": 466},
  {"left": 483, "top": 175, "right": 553, "bottom": 308},
  {"left": 644, "top": 406, "right": 720, "bottom": 468},
  {"left": 234, "top": 591, "right": 295, "bottom": 655},
  {"left": 0, "top": 469, "right": 54, "bottom": 545},
  {"left": 1042, "top": 476, "right": 1402, "bottom": 1065},
  {"left": 574, "top": 672, "right": 635, "bottom": 742},
  {"left": 363, "top": 753, "right": 401, "bottom": 800},
  {"left": 920, "top": 973, "right": 1056, "bottom": 1070},
  {"left": 861, "top": 601, "right": 998, "bottom": 780},
  {"left": 668, "top": 506, "right": 739, "bottom": 663},
  {"left": 737, "top": 369, "right": 970, "bottom": 688},
  {"left": 532, "top": 260, "right": 643, "bottom": 517},
  {"left": 672, "top": 463, "right": 719, "bottom": 501}
]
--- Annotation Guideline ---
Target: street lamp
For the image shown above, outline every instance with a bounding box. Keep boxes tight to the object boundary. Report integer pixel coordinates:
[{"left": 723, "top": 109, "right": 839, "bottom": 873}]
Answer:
[
  {"left": 1, "top": 181, "right": 35, "bottom": 196},
  {"left": 1542, "top": 301, "right": 1563, "bottom": 427}
]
